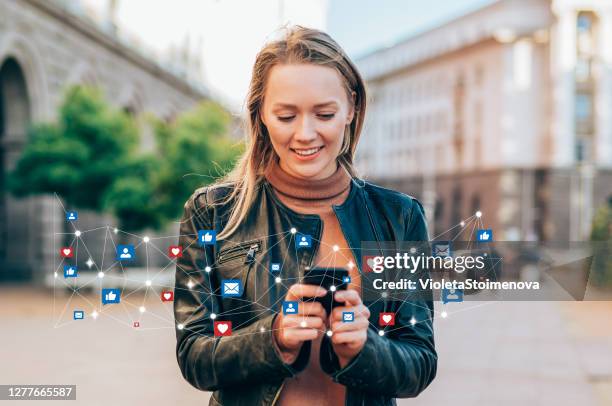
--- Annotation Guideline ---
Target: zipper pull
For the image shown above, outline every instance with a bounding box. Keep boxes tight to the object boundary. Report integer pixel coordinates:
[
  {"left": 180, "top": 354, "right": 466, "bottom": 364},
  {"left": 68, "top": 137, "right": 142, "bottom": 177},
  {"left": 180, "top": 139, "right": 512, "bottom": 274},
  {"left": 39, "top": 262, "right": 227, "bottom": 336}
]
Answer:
[{"left": 244, "top": 244, "right": 257, "bottom": 264}]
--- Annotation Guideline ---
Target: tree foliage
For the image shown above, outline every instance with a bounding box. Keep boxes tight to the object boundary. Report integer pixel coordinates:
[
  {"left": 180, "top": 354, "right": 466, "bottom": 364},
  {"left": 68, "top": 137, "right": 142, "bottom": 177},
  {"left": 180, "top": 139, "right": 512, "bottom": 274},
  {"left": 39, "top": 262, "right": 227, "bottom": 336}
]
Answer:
[{"left": 7, "top": 85, "right": 241, "bottom": 232}]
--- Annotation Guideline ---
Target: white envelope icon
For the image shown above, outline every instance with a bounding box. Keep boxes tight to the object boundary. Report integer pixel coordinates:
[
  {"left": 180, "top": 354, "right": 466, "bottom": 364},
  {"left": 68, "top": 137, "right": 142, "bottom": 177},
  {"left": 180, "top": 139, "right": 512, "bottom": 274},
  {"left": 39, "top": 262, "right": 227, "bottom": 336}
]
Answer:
[
  {"left": 223, "top": 282, "right": 240, "bottom": 295},
  {"left": 434, "top": 244, "right": 450, "bottom": 257}
]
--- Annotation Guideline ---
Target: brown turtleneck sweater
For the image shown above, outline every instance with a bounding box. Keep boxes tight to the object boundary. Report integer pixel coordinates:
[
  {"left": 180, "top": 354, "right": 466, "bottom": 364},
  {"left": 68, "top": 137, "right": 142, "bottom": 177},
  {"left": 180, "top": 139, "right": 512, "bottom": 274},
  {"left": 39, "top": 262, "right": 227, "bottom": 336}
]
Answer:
[{"left": 265, "top": 159, "right": 361, "bottom": 406}]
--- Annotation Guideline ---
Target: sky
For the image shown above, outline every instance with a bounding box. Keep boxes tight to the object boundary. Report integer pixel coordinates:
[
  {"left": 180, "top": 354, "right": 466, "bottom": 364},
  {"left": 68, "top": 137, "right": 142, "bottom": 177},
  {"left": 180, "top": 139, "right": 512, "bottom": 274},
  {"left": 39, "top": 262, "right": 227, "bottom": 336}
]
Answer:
[{"left": 112, "top": 0, "right": 496, "bottom": 111}]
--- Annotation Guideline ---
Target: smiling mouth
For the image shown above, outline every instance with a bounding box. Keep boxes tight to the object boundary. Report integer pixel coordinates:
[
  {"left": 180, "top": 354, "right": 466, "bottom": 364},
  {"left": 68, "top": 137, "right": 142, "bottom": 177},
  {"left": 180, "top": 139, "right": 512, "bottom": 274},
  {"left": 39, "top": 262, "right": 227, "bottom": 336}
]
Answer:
[{"left": 290, "top": 146, "right": 324, "bottom": 156}]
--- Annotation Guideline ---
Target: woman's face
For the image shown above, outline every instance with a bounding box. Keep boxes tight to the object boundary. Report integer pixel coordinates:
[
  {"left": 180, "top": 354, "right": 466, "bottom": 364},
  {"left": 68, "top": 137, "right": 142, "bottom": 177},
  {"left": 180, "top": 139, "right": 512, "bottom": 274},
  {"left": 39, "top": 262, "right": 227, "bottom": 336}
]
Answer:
[{"left": 261, "top": 63, "right": 355, "bottom": 180}]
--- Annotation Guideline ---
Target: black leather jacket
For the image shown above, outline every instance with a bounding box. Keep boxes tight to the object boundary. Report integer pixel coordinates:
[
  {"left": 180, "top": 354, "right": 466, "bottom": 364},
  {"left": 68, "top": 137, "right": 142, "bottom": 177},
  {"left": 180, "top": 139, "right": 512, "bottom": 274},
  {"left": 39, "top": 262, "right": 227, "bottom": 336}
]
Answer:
[{"left": 174, "top": 177, "right": 437, "bottom": 406}]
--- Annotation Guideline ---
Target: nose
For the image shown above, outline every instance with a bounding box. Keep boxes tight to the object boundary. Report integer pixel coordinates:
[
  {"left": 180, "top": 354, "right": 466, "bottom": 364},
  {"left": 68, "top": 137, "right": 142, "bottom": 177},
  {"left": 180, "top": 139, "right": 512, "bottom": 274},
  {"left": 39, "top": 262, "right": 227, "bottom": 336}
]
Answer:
[{"left": 293, "top": 115, "right": 318, "bottom": 144}]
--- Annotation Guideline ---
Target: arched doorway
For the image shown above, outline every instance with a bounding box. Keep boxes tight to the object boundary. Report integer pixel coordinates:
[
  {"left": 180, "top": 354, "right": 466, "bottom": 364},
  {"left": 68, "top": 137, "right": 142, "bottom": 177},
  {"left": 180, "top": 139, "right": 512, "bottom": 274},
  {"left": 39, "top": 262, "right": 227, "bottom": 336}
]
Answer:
[{"left": 0, "top": 57, "right": 31, "bottom": 281}]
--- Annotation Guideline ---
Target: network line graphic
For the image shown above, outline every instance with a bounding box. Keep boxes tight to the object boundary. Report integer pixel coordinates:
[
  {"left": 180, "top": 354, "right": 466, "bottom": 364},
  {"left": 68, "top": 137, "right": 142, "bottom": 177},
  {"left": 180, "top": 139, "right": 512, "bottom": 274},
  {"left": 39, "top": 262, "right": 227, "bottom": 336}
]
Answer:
[{"left": 52, "top": 193, "right": 501, "bottom": 338}]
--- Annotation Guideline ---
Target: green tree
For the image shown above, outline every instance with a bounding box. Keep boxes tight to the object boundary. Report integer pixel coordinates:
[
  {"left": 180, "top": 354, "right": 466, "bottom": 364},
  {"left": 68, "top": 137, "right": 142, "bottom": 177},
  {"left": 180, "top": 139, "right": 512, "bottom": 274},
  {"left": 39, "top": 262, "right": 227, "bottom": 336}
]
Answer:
[
  {"left": 151, "top": 100, "right": 242, "bottom": 222},
  {"left": 8, "top": 84, "right": 148, "bottom": 206},
  {"left": 7, "top": 85, "right": 241, "bottom": 232}
]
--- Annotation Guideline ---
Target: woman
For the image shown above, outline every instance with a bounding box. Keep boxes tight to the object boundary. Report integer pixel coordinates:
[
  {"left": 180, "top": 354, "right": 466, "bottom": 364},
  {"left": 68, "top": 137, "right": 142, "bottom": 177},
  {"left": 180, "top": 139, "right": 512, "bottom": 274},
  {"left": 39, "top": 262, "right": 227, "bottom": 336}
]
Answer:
[{"left": 174, "top": 26, "right": 437, "bottom": 406}]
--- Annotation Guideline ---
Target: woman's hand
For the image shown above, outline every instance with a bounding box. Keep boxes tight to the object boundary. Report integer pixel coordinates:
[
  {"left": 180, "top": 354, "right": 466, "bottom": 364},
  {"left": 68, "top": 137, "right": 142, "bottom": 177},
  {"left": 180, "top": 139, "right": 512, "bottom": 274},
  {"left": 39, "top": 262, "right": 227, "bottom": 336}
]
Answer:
[
  {"left": 273, "top": 284, "right": 327, "bottom": 363},
  {"left": 329, "top": 289, "right": 370, "bottom": 368}
]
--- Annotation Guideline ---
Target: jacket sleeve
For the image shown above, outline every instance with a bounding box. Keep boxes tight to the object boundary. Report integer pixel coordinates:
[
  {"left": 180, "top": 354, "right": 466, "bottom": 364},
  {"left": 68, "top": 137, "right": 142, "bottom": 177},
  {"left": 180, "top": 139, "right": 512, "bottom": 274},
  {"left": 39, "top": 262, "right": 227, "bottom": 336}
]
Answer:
[
  {"left": 174, "top": 192, "right": 310, "bottom": 391},
  {"left": 320, "top": 197, "right": 438, "bottom": 397}
]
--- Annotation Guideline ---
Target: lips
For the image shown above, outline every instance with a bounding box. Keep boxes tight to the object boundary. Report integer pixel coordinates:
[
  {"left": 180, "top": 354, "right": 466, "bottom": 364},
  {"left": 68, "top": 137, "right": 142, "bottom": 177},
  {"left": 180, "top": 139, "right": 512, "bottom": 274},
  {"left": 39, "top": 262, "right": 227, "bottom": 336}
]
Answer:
[{"left": 290, "top": 146, "right": 323, "bottom": 157}]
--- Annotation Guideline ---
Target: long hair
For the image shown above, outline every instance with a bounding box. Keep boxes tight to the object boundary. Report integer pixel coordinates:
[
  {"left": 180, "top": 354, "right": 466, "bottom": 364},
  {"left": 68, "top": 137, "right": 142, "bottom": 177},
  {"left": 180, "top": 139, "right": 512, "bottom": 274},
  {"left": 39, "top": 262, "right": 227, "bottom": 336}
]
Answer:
[{"left": 216, "top": 25, "right": 367, "bottom": 239}]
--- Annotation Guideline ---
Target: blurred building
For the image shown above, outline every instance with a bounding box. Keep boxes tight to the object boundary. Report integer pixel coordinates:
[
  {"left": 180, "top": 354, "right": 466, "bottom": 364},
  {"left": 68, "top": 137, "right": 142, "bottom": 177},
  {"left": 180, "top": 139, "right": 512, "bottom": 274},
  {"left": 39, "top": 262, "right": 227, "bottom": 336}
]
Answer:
[
  {"left": 356, "top": 0, "right": 612, "bottom": 242},
  {"left": 0, "top": 0, "right": 208, "bottom": 283}
]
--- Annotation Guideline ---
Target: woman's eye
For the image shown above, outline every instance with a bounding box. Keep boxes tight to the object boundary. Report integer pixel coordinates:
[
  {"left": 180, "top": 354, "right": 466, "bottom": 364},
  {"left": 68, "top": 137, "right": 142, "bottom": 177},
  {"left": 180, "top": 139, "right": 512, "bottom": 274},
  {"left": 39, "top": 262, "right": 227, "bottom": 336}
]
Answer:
[
  {"left": 318, "top": 113, "right": 335, "bottom": 120},
  {"left": 277, "top": 116, "right": 295, "bottom": 122}
]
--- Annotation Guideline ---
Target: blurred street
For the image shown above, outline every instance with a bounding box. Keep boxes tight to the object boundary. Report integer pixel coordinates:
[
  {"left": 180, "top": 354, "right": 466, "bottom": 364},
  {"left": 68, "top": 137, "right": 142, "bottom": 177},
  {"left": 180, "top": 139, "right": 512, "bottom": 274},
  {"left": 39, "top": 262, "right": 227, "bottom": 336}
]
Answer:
[{"left": 1, "top": 286, "right": 611, "bottom": 406}]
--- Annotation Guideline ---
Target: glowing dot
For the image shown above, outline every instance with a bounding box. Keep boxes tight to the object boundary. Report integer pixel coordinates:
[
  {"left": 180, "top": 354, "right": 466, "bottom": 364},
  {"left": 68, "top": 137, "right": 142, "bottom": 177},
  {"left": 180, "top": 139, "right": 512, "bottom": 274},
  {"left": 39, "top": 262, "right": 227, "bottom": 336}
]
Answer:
[
  {"left": 275, "top": 277, "right": 282, "bottom": 284},
  {"left": 347, "top": 261, "right": 355, "bottom": 269},
  {"left": 75, "top": 230, "right": 81, "bottom": 237},
  {"left": 143, "top": 236, "right": 150, "bottom": 243},
  {"left": 332, "top": 245, "right": 339, "bottom": 252},
  {"left": 290, "top": 227, "right": 297, "bottom": 234},
  {"left": 54, "top": 272, "right": 58, "bottom": 279},
  {"left": 92, "top": 311, "right": 98, "bottom": 319},
  {"left": 410, "top": 317, "right": 417, "bottom": 325},
  {"left": 187, "top": 280, "right": 194, "bottom": 289},
  {"left": 86, "top": 258, "right": 94, "bottom": 268},
  {"left": 381, "top": 292, "right": 388, "bottom": 298},
  {"left": 330, "top": 285, "right": 337, "bottom": 292},
  {"left": 177, "top": 324, "right": 184, "bottom": 330},
  {"left": 410, "top": 247, "right": 417, "bottom": 254},
  {"left": 441, "top": 311, "right": 448, "bottom": 318},
  {"left": 139, "top": 306, "right": 146, "bottom": 313},
  {"left": 460, "top": 221, "right": 465, "bottom": 227},
  {"left": 326, "top": 330, "right": 333, "bottom": 337},
  {"left": 300, "top": 321, "right": 307, "bottom": 328},
  {"left": 210, "top": 313, "right": 217, "bottom": 319},
  {"left": 378, "top": 330, "right": 385, "bottom": 336},
  {"left": 483, "top": 253, "right": 488, "bottom": 256},
  {"left": 204, "top": 266, "right": 211, "bottom": 273},
  {"left": 145, "top": 280, "right": 152, "bottom": 287},
  {"left": 475, "top": 211, "right": 482, "bottom": 218},
  {"left": 113, "top": 228, "right": 118, "bottom": 234},
  {"left": 97, "top": 271, "right": 104, "bottom": 278},
  {"left": 260, "top": 327, "right": 265, "bottom": 333}
]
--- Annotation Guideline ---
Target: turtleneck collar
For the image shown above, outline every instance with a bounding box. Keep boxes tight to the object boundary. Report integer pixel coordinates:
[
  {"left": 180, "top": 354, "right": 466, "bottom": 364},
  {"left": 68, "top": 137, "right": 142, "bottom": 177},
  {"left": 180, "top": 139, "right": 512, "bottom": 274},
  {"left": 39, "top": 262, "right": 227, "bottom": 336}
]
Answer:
[{"left": 264, "top": 158, "right": 351, "bottom": 203}]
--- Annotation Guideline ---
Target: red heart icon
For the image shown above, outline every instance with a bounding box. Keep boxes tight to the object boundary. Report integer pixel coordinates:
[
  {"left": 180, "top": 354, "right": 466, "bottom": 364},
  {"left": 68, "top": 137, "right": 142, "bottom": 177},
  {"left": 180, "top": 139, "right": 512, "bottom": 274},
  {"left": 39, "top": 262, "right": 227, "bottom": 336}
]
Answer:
[
  {"left": 214, "top": 321, "right": 232, "bottom": 336},
  {"left": 379, "top": 312, "right": 395, "bottom": 326},
  {"left": 168, "top": 246, "right": 182, "bottom": 258},
  {"left": 60, "top": 247, "right": 73, "bottom": 258},
  {"left": 161, "top": 291, "right": 174, "bottom": 302}
]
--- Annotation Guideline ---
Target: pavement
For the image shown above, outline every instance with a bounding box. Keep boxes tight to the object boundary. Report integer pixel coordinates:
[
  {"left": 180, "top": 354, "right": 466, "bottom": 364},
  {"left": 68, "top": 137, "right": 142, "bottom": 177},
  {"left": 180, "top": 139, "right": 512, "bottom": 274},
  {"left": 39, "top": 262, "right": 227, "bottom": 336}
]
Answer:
[{"left": 1, "top": 285, "right": 611, "bottom": 406}]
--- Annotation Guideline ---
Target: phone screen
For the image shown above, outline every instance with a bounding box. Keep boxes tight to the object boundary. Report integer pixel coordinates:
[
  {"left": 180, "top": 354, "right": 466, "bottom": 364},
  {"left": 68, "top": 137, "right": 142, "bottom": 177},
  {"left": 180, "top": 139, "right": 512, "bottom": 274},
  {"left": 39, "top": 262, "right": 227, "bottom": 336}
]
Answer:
[{"left": 301, "top": 267, "right": 349, "bottom": 314}]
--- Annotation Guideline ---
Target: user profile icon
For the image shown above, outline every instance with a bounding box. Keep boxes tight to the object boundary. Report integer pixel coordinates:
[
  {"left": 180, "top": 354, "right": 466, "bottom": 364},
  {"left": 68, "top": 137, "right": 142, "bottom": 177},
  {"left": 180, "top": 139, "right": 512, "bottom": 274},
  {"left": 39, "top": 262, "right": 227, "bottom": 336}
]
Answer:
[
  {"left": 442, "top": 288, "right": 463, "bottom": 304},
  {"left": 295, "top": 234, "right": 312, "bottom": 249},
  {"left": 116, "top": 245, "right": 135, "bottom": 261}
]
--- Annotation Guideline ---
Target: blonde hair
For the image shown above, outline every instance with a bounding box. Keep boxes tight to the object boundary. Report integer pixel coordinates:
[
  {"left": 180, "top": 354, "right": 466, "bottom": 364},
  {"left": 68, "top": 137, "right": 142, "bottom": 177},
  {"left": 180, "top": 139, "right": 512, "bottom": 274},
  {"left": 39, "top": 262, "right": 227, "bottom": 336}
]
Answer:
[{"left": 216, "top": 25, "right": 367, "bottom": 239}]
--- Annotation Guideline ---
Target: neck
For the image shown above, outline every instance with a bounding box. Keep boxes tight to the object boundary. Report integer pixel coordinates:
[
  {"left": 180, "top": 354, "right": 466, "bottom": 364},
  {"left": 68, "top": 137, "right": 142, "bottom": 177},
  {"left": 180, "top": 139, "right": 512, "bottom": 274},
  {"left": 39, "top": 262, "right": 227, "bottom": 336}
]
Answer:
[{"left": 264, "top": 159, "right": 351, "bottom": 201}]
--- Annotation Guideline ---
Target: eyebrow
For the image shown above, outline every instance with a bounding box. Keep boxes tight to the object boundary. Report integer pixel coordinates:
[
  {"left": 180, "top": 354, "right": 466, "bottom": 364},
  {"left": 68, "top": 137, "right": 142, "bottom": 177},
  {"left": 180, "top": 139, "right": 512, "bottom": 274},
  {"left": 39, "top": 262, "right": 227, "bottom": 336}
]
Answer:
[{"left": 271, "top": 101, "right": 339, "bottom": 109}]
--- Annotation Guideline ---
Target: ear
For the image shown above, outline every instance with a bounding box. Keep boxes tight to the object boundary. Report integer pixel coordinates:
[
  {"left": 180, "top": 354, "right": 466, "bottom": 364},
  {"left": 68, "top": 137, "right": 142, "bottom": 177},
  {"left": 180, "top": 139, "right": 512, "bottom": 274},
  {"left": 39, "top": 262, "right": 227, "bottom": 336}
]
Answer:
[{"left": 347, "top": 91, "right": 356, "bottom": 124}]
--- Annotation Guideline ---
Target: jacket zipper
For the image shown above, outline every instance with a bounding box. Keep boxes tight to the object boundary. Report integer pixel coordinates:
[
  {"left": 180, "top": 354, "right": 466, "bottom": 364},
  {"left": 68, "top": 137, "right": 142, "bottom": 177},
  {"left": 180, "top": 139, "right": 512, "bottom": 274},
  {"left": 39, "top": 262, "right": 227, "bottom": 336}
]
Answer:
[
  {"left": 217, "top": 240, "right": 261, "bottom": 264},
  {"left": 270, "top": 381, "right": 286, "bottom": 406}
]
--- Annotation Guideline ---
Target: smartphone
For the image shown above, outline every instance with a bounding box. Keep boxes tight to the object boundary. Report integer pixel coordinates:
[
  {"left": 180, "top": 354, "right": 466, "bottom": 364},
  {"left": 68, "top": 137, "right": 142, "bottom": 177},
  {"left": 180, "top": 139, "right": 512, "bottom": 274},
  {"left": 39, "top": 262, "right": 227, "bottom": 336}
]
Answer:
[{"left": 302, "top": 267, "right": 349, "bottom": 314}]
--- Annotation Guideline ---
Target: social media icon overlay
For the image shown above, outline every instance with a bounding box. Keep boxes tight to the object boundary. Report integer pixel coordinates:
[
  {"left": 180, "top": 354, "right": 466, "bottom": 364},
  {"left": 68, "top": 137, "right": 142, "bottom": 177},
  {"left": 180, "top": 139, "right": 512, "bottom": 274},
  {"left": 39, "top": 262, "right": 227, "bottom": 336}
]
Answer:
[
  {"left": 168, "top": 245, "right": 183, "bottom": 258},
  {"left": 133, "top": 321, "right": 140, "bottom": 328},
  {"left": 66, "top": 211, "right": 78, "bottom": 221},
  {"left": 442, "top": 288, "right": 464, "bottom": 304},
  {"left": 116, "top": 245, "right": 136, "bottom": 261},
  {"left": 161, "top": 291, "right": 174, "bottom": 302},
  {"left": 270, "top": 263, "right": 281, "bottom": 273},
  {"left": 476, "top": 229, "right": 493, "bottom": 242},
  {"left": 73, "top": 310, "right": 84, "bottom": 320},
  {"left": 214, "top": 321, "right": 232, "bottom": 336},
  {"left": 362, "top": 256, "right": 377, "bottom": 273},
  {"left": 432, "top": 241, "right": 452, "bottom": 258},
  {"left": 64, "top": 265, "right": 78, "bottom": 278},
  {"left": 101, "top": 288, "right": 121, "bottom": 304},
  {"left": 221, "top": 279, "right": 243, "bottom": 297},
  {"left": 283, "top": 301, "right": 298, "bottom": 315},
  {"left": 342, "top": 312, "right": 354, "bottom": 322},
  {"left": 198, "top": 230, "right": 217, "bottom": 246},
  {"left": 342, "top": 275, "right": 351, "bottom": 284},
  {"left": 295, "top": 234, "right": 312, "bottom": 249},
  {"left": 60, "top": 247, "right": 73, "bottom": 258},
  {"left": 379, "top": 312, "right": 396, "bottom": 326}
]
